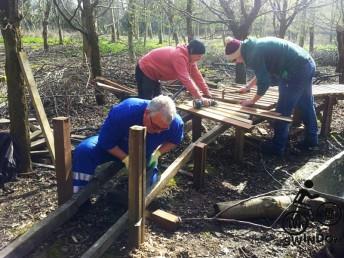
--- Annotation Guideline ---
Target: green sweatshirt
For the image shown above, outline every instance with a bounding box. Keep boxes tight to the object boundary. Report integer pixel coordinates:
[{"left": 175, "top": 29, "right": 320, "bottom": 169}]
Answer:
[{"left": 241, "top": 37, "right": 311, "bottom": 96}]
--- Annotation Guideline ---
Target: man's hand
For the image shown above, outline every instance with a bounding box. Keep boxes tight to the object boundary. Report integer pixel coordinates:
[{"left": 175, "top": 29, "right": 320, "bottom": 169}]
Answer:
[
  {"left": 148, "top": 149, "right": 161, "bottom": 169},
  {"left": 122, "top": 155, "right": 129, "bottom": 169},
  {"left": 239, "top": 86, "right": 250, "bottom": 94},
  {"left": 240, "top": 99, "right": 255, "bottom": 107}
]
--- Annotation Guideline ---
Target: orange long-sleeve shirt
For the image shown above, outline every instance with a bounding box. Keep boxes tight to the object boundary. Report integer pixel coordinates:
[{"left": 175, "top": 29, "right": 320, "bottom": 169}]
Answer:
[{"left": 138, "top": 45, "right": 210, "bottom": 98}]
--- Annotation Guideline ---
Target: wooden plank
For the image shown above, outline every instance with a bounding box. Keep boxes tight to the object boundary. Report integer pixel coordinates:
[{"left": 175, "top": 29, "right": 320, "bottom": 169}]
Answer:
[
  {"left": 18, "top": 52, "right": 55, "bottom": 162},
  {"left": 149, "top": 209, "right": 181, "bottom": 231},
  {"left": 53, "top": 117, "right": 73, "bottom": 206},
  {"left": 0, "top": 117, "right": 37, "bottom": 125},
  {"left": 96, "top": 82, "right": 133, "bottom": 95},
  {"left": 184, "top": 103, "right": 253, "bottom": 124},
  {"left": 30, "top": 130, "right": 42, "bottom": 141},
  {"left": 204, "top": 101, "right": 292, "bottom": 122},
  {"left": 193, "top": 142, "right": 207, "bottom": 190},
  {"left": 178, "top": 104, "right": 253, "bottom": 130},
  {"left": 128, "top": 126, "right": 146, "bottom": 249},
  {"left": 30, "top": 138, "right": 46, "bottom": 149},
  {"left": 30, "top": 150, "right": 50, "bottom": 156},
  {"left": 32, "top": 162, "right": 55, "bottom": 169},
  {"left": 0, "top": 165, "right": 125, "bottom": 258},
  {"left": 82, "top": 124, "right": 230, "bottom": 258},
  {"left": 212, "top": 95, "right": 274, "bottom": 109},
  {"left": 95, "top": 76, "right": 137, "bottom": 94}
]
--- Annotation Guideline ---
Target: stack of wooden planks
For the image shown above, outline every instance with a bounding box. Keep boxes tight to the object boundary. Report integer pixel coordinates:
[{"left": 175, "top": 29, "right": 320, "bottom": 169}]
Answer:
[
  {"left": 210, "top": 83, "right": 344, "bottom": 110},
  {"left": 177, "top": 100, "right": 292, "bottom": 130}
]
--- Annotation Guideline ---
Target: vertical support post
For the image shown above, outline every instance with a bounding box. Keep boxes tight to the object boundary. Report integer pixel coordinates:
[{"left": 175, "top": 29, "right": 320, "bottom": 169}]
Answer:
[
  {"left": 128, "top": 125, "right": 146, "bottom": 249},
  {"left": 193, "top": 142, "right": 207, "bottom": 190},
  {"left": 53, "top": 117, "right": 72, "bottom": 205},
  {"left": 234, "top": 127, "right": 244, "bottom": 161},
  {"left": 192, "top": 115, "right": 202, "bottom": 142},
  {"left": 321, "top": 96, "right": 336, "bottom": 138}
]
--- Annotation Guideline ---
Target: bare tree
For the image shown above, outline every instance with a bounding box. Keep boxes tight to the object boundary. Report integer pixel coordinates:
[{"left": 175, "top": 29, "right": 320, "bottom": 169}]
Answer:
[
  {"left": 186, "top": 0, "right": 193, "bottom": 42},
  {"left": 270, "top": 0, "right": 312, "bottom": 39},
  {"left": 53, "top": 0, "right": 108, "bottom": 105},
  {"left": 0, "top": 0, "right": 32, "bottom": 172},
  {"left": 128, "top": 0, "right": 135, "bottom": 62},
  {"left": 201, "top": 0, "right": 262, "bottom": 83},
  {"left": 42, "top": 0, "right": 52, "bottom": 51},
  {"left": 336, "top": 0, "right": 344, "bottom": 83}
]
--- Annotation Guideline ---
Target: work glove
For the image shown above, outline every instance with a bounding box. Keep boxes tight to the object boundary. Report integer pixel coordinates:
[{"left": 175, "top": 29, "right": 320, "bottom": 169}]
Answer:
[
  {"left": 148, "top": 149, "right": 161, "bottom": 169},
  {"left": 122, "top": 155, "right": 129, "bottom": 169}
]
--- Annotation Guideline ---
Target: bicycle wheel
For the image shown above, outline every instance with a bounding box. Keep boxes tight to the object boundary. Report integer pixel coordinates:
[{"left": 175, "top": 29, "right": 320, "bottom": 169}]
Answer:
[
  {"left": 316, "top": 202, "right": 342, "bottom": 226},
  {"left": 282, "top": 211, "right": 309, "bottom": 235}
]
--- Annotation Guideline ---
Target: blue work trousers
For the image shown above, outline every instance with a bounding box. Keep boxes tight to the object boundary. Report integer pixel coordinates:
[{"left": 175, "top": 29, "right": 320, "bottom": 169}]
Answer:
[{"left": 273, "top": 58, "right": 318, "bottom": 152}]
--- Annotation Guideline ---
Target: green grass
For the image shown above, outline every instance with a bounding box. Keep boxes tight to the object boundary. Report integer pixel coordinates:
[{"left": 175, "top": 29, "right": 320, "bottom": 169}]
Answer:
[
  {"left": 98, "top": 36, "right": 170, "bottom": 55},
  {"left": 314, "top": 44, "right": 337, "bottom": 52},
  {"left": 0, "top": 35, "right": 78, "bottom": 46}
]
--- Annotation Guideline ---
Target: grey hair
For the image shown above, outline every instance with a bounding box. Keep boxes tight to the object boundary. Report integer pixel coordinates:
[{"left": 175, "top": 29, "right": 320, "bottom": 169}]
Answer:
[{"left": 147, "top": 95, "right": 176, "bottom": 123}]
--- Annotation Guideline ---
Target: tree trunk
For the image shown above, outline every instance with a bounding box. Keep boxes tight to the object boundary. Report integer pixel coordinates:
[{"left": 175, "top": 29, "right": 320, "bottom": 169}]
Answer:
[
  {"left": 82, "top": 0, "right": 105, "bottom": 105},
  {"left": 143, "top": 0, "right": 147, "bottom": 47},
  {"left": 336, "top": 25, "right": 344, "bottom": 83},
  {"left": 111, "top": 7, "right": 116, "bottom": 42},
  {"left": 0, "top": 0, "right": 32, "bottom": 173},
  {"left": 158, "top": 12, "right": 163, "bottom": 44},
  {"left": 56, "top": 11, "right": 63, "bottom": 44},
  {"left": 128, "top": 0, "right": 136, "bottom": 62},
  {"left": 298, "top": 9, "right": 307, "bottom": 47},
  {"left": 42, "top": 0, "right": 52, "bottom": 51},
  {"left": 309, "top": 26, "right": 314, "bottom": 54},
  {"left": 186, "top": 0, "right": 193, "bottom": 42},
  {"left": 233, "top": 32, "right": 247, "bottom": 84}
]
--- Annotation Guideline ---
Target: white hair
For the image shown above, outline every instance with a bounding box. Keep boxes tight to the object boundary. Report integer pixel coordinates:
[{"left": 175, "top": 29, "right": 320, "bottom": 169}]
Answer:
[{"left": 147, "top": 95, "right": 176, "bottom": 123}]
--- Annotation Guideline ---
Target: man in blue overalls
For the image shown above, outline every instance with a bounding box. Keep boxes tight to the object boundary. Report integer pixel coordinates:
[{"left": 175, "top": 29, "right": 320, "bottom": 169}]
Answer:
[
  {"left": 72, "top": 95, "right": 184, "bottom": 193},
  {"left": 225, "top": 36, "right": 317, "bottom": 156}
]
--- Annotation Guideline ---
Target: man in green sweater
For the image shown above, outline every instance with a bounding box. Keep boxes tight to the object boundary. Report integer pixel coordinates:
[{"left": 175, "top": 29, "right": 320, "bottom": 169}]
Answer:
[{"left": 225, "top": 36, "right": 318, "bottom": 156}]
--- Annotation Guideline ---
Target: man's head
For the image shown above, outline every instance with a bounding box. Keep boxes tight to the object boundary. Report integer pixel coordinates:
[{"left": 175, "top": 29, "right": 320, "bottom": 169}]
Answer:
[
  {"left": 225, "top": 36, "right": 243, "bottom": 63},
  {"left": 187, "top": 39, "right": 205, "bottom": 63},
  {"left": 144, "top": 95, "right": 176, "bottom": 134}
]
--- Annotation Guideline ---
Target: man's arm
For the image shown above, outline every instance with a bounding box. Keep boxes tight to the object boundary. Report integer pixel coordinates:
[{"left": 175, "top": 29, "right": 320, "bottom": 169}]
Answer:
[
  {"left": 156, "top": 142, "right": 177, "bottom": 154},
  {"left": 107, "top": 146, "right": 127, "bottom": 160}
]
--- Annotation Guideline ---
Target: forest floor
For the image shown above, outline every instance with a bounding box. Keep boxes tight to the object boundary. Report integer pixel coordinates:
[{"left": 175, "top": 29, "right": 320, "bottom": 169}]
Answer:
[{"left": 0, "top": 44, "right": 344, "bottom": 258}]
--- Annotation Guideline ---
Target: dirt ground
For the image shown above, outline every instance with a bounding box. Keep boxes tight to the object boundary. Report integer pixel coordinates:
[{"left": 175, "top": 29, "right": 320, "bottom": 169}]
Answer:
[{"left": 1, "top": 45, "right": 344, "bottom": 258}]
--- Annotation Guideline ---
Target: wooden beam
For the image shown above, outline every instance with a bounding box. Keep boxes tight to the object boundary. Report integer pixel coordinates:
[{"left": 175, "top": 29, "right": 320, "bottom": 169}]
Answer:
[
  {"left": 53, "top": 117, "right": 73, "bottom": 205},
  {"left": 149, "top": 209, "right": 181, "bottom": 231},
  {"left": 81, "top": 124, "right": 229, "bottom": 258},
  {"left": 128, "top": 126, "right": 146, "bottom": 249},
  {"left": 234, "top": 128, "right": 245, "bottom": 161},
  {"left": 18, "top": 51, "right": 55, "bottom": 162},
  {"left": 192, "top": 115, "right": 202, "bottom": 142},
  {"left": 321, "top": 96, "right": 336, "bottom": 137},
  {"left": 30, "top": 138, "right": 46, "bottom": 149},
  {"left": 95, "top": 76, "right": 137, "bottom": 94},
  {"left": 193, "top": 142, "right": 207, "bottom": 190},
  {"left": 0, "top": 164, "right": 125, "bottom": 258}
]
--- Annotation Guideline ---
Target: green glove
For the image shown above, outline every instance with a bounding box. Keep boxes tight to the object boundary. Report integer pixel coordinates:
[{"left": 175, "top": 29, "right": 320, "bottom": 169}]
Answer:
[
  {"left": 122, "top": 155, "right": 129, "bottom": 169},
  {"left": 148, "top": 149, "right": 161, "bottom": 169}
]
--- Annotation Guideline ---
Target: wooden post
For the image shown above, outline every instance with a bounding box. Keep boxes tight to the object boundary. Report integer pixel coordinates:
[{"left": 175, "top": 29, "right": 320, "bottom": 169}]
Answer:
[
  {"left": 128, "top": 126, "right": 146, "bottom": 249},
  {"left": 192, "top": 115, "right": 202, "bottom": 142},
  {"left": 321, "top": 96, "right": 336, "bottom": 137},
  {"left": 53, "top": 117, "right": 73, "bottom": 205},
  {"left": 234, "top": 127, "right": 245, "bottom": 161},
  {"left": 193, "top": 142, "right": 207, "bottom": 190},
  {"left": 18, "top": 51, "right": 55, "bottom": 162}
]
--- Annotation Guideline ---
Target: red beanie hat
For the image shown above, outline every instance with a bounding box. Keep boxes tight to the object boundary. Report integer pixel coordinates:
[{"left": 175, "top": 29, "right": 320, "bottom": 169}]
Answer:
[{"left": 225, "top": 37, "right": 241, "bottom": 61}]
